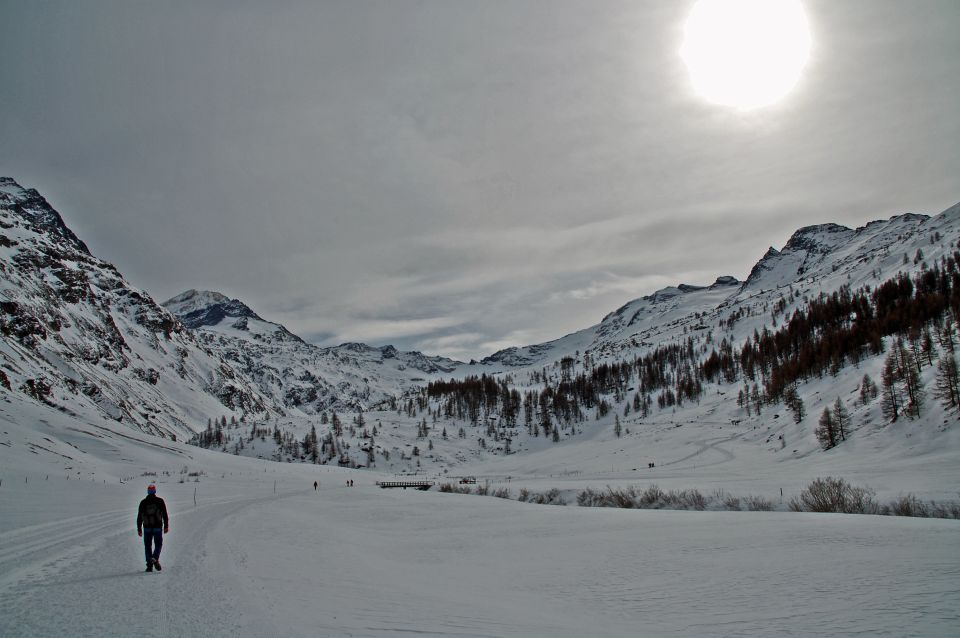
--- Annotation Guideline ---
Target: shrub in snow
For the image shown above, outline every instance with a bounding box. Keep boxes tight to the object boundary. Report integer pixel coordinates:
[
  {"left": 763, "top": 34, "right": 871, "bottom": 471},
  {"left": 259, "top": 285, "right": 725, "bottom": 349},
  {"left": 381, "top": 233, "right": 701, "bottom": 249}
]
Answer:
[
  {"left": 789, "top": 477, "right": 878, "bottom": 514},
  {"left": 723, "top": 496, "right": 742, "bottom": 510},
  {"left": 438, "top": 483, "right": 471, "bottom": 494},
  {"left": 744, "top": 495, "right": 774, "bottom": 511},
  {"left": 529, "top": 489, "right": 565, "bottom": 505},
  {"left": 639, "top": 485, "right": 664, "bottom": 506},
  {"left": 928, "top": 500, "right": 960, "bottom": 519},
  {"left": 888, "top": 494, "right": 928, "bottom": 517},
  {"left": 576, "top": 485, "right": 710, "bottom": 511},
  {"left": 885, "top": 494, "right": 960, "bottom": 518},
  {"left": 672, "top": 488, "right": 706, "bottom": 510}
]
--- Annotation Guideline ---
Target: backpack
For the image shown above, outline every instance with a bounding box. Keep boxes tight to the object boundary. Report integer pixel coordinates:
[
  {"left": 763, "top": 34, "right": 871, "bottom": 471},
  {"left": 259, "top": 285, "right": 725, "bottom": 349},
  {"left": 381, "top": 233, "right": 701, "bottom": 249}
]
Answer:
[{"left": 142, "top": 500, "right": 163, "bottom": 528}]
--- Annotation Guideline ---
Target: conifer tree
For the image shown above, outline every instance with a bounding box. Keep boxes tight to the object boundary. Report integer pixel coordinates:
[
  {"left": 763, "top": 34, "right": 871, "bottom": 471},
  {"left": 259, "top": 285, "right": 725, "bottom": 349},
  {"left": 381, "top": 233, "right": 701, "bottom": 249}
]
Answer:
[
  {"left": 331, "top": 412, "right": 342, "bottom": 437},
  {"left": 899, "top": 343, "right": 925, "bottom": 418},
  {"left": 921, "top": 328, "right": 937, "bottom": 366},
  {"left": 751, "top": 385, "right": 763, "bottom": 415},
  {"left": 784, "top": 386, "right": 805, "bottom": 423},
  {"left": 939, "top": 318, "right": 956, "bottom": 353},
  {"left": 860, "top": 373, "right": 878, "bottom": 405},
  {"left": 815, "top": 407, "right": 837, "bottom": 450},
  {"left": 934, "top": 353, "right": 960, "bottom": 410},
  {"left": 832, "top": 397, "right": 849, "bottom": 442},
  {"left": 881, "top": 352, "right": 902, "bottom": 422}
]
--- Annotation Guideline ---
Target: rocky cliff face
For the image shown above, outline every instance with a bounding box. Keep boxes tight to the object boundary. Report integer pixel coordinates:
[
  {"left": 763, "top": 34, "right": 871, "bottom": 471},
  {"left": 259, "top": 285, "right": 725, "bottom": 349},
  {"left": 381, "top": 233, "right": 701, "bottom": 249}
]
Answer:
[{"left": 0, "top": 179, "right": 274, "bottom": 439}]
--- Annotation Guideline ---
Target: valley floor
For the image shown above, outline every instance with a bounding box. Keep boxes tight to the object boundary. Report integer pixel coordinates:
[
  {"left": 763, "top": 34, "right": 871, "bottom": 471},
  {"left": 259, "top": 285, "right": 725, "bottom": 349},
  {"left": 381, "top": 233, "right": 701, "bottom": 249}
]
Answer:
[{"left": 1, "top": 470, "right": 958, "bottom": 637}]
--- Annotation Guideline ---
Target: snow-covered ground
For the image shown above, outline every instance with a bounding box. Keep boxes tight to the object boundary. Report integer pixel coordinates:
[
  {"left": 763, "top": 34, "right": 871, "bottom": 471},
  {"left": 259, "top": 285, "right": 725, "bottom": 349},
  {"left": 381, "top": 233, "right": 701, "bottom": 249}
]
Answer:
[
  {"left": 1, "top": 468, "right": 957, "bottom": 637},
  {"left": 1, "top": 397, "right": 958, "bottom": 637}
]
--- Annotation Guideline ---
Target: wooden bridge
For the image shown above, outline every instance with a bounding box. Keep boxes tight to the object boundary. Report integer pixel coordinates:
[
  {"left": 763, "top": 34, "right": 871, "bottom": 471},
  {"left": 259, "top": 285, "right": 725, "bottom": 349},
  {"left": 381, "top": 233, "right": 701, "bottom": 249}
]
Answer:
[{"left": 376, "top": 480, "right": 434, "bottom": 491}]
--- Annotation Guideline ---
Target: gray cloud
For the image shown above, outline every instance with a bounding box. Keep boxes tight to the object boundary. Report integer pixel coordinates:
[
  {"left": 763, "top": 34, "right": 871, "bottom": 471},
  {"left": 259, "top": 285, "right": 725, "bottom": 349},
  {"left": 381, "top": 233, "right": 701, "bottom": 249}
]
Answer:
[{"left": 1, "top": 0, "right": 958, "bottom": 360}]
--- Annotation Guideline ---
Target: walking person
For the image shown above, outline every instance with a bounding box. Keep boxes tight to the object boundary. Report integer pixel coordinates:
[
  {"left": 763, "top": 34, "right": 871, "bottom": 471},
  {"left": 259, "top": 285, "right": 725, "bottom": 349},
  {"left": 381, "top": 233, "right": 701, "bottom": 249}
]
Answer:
[
  {"left": 137, "top": 483, "right": 169, "bottom": 572},
  {"left": 313, "top": 480, "right": 318, "bottom": 491}
]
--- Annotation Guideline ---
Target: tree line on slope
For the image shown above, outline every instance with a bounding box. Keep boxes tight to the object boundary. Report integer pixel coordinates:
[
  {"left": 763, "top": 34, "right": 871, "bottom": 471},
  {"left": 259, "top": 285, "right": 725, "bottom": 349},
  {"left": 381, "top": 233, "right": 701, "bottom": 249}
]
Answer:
[{"left": 426, "top": 253, "right": 960, "bottom": 451}]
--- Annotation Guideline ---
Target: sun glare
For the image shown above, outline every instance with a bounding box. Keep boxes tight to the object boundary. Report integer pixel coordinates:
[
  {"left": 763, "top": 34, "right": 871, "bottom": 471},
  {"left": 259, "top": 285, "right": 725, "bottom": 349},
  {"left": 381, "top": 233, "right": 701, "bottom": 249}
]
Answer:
[{"left": 680, "top": 0, "right": 811, "bottom": 110}]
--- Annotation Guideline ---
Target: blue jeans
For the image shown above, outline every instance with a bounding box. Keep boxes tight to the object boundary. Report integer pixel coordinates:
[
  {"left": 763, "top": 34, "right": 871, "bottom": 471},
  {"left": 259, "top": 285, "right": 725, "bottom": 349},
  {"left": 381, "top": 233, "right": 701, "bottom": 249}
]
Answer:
[{"left": 143, "top": 528, "right": 163, "bottom": 563}]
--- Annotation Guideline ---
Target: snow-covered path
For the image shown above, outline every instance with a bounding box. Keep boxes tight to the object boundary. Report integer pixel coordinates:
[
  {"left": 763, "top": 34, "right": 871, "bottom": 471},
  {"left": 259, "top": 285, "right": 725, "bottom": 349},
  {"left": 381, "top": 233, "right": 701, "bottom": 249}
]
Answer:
[
  {"left": 3, "top": 475, "right": 958, "bottom": 637},
  {"left": 0, "top": 481, "right": 289, "bottom": 637}
]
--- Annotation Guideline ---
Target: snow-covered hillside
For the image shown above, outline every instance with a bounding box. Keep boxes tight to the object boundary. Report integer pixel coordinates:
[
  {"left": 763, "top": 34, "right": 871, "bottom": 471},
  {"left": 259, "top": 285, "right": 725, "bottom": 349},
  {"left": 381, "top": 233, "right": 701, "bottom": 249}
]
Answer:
[
  {"left": 163, "top": 289, "right": 461, "bottom": 413},
  {"left": 0, "top": 396, "right": 957, "bottom": 637},
  {"left": 477, "top": 209, "right": 960, "bottom": 372},
  {"left": 0, "top": 178, "right": 275, "bottom": 440}
]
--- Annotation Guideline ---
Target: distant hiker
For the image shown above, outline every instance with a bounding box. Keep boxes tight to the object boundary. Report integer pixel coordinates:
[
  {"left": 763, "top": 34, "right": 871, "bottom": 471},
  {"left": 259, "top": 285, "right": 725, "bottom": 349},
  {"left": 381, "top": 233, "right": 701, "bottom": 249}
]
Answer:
[
  {"left": 137, "top": 483, "right": 169, "bottom": 572},
  {"left": 314, "top": 481, "right": 318, "bottom": 491}
]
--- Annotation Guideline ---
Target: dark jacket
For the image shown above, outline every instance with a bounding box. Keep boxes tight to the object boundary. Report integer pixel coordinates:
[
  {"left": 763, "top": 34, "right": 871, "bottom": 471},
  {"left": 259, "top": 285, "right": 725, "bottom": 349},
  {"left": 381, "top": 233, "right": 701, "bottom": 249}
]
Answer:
[{"left": 137, "top": 494, "right": 169, "bottom": 532}]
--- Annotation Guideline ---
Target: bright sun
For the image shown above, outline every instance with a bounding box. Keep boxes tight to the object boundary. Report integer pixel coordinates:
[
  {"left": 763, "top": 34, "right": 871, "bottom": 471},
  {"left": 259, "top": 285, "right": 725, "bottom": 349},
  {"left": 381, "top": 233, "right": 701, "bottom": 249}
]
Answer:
[{"left": 680, "top": 0, "right": 811, "bottom": 110}]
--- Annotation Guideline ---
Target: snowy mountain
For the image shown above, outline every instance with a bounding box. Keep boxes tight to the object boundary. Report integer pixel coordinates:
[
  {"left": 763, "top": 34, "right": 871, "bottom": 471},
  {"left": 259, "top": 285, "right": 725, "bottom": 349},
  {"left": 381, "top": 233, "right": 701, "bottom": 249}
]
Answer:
[
  {"left": 0, "top": 178, "right": 275, "bottom": 440},
  {"left": 1, "top": 175, "right": 958, "bottom": 478},
  {"left": 173, "top": 200, "right": 960, "bottom": 477},
  {"left": 477, "top": 208, "right": 960, "bottom": 375},
  {"left": 0, "top": 181, "right": 957, "bottom": 638},
  {"left": 162, "top": 289, "right": 462, "bottom": 413}
]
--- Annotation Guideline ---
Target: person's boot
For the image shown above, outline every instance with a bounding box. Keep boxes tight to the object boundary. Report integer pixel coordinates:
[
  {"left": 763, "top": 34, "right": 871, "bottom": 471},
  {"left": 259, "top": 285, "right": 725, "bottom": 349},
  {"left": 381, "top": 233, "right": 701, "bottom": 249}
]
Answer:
[
  {"left": 153, "top": 559, "right": 162, "bottom": 571},
  {"left": 145, "top": 560, "right": 153, "bottom": 572}
]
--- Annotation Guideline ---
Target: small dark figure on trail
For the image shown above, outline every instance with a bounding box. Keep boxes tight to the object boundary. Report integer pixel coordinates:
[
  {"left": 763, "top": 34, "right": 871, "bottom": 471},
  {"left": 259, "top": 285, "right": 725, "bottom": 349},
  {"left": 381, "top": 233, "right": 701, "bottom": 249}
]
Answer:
[
  {"left": 313, "top": 481, "right": 318, "bottom": 491},
  {"left": 137, "top": 483, "right": 169, "bottom": 572}
]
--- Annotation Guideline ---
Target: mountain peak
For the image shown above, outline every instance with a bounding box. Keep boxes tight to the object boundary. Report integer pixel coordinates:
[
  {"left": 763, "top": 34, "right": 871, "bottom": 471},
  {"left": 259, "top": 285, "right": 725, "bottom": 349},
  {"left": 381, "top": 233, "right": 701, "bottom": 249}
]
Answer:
[
  {"left": 783, "top": 223, "right": 853, "bottom": 253},
  {"left": 0, "top": 177, "right": 91, "bottom": 254},
  {"left": 163, "top": 289, "right": 261, "bottom": 329},
  {"left": 711, "top": 275, "right": 740, "bottom": 288}
]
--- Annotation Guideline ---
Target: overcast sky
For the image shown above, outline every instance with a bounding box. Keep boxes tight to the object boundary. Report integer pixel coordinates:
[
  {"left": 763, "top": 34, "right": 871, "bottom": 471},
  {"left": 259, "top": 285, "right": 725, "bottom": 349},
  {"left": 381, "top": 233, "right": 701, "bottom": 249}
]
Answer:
[{"left": 1, "top": 1, "right": 958, "bottom": 360}]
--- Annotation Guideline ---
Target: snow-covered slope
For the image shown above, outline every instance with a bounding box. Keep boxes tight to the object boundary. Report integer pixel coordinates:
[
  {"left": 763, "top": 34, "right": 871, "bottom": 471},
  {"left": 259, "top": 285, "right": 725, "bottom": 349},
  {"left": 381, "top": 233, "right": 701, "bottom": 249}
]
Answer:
[
  {"left": 478, "top": 207, "right": 960, "bottom": 373},
  {"left": 163, "top": 290, "right": 462, "bottom": 413},
  {"left": 1, "top": 415, "right": 957, "bottom": 638},
  {"left": 0, "top": 178, "right": 275, "bottom": 440}
]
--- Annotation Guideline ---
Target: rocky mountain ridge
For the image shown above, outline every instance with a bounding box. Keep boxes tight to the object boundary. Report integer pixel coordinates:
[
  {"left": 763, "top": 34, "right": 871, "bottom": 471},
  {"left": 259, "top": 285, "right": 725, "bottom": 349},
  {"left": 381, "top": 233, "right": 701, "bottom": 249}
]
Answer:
[
  {"left": 1, "top": 176, "right": 957, "bottom": 454},
  {"left": 162, "top": 290, "right": 463, "bottom": 414}
]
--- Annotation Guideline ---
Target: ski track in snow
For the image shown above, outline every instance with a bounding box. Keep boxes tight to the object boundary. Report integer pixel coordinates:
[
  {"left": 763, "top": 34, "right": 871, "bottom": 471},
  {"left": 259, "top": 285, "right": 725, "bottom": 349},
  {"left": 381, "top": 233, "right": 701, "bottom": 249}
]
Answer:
[
  {"left": 0, "top": 487, "right": 298, "bottom": 637},
  {"left": 661, "top": 433, "right": 739, "bottom": 470}
]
